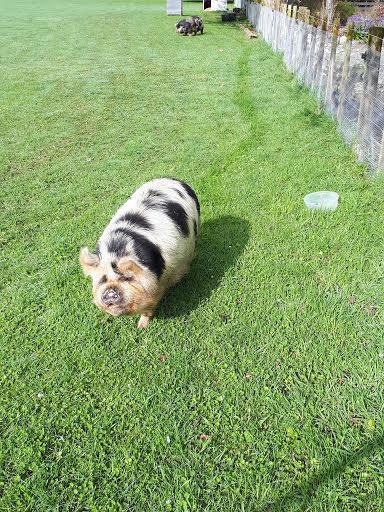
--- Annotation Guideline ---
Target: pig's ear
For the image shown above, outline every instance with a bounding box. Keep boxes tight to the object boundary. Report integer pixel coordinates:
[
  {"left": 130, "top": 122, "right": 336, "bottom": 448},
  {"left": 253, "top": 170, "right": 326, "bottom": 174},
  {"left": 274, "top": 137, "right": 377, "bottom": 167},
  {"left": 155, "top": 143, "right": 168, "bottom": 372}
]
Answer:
[
  {"left": 117, "top": 258, "right": 143, "bottom": 278},
  {"left": 79, "top": 247, "right": 100, "bottom": 276}
]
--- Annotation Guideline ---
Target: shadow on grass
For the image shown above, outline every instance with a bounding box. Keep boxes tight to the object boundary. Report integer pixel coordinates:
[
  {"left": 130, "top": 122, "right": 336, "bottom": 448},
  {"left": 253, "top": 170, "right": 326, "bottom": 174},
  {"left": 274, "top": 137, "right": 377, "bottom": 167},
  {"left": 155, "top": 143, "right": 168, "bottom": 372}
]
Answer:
[
  {"left": 259, "top": 433, "right": 384, "bottom": 511},
  {"left": 159, "top": 216, "right": 250, "bottom": 318}
]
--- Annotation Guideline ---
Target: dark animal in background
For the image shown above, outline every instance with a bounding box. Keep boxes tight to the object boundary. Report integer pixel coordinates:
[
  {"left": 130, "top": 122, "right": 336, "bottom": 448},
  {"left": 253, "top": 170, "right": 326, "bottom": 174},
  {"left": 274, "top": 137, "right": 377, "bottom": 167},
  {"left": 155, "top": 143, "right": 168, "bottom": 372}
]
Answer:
[
  {"left": 176, "top": 19, "right": 193, "bottom": 36},
  {"left": 189, "top": 16, "right": 204, "bottom": 34},
  {"left": 80, "top": 178, "right": 200, "bottom": 328},
  {"left": 176, "top": 16, "right": 204, "bottom": 36}
]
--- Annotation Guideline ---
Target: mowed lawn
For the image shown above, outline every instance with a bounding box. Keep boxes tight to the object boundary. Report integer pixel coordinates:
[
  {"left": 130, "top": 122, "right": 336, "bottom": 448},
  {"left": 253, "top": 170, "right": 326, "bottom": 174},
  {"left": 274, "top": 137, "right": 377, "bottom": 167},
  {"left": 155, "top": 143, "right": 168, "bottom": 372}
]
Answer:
[{"left": 2, "top": 0, "right": 384, "bottom": 510}]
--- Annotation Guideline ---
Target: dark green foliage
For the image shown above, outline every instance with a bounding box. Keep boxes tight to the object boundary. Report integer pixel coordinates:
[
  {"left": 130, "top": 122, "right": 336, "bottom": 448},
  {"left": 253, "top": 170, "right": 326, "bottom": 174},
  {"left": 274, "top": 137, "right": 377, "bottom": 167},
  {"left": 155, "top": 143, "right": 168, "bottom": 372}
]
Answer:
[{"left": 336, "top": 1, "right": 357, "bottom": 25}]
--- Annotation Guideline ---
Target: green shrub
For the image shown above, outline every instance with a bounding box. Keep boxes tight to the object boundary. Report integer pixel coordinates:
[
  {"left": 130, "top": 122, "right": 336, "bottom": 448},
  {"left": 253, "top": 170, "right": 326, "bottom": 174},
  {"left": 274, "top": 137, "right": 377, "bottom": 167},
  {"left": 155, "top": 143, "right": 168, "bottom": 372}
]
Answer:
[{"left": 336, "top": 1, "right": 357, "bottom": 25}]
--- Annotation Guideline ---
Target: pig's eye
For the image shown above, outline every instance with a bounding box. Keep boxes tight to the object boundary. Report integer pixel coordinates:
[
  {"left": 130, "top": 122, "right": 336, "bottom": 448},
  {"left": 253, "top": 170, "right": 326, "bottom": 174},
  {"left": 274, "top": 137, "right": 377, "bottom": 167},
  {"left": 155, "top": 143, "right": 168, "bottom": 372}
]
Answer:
[
  {"left": 99, "top": 275, "right": 107, "bottom": 285},
  {"left": 119, "top": 275, "right": 133, "bottom": 282}
]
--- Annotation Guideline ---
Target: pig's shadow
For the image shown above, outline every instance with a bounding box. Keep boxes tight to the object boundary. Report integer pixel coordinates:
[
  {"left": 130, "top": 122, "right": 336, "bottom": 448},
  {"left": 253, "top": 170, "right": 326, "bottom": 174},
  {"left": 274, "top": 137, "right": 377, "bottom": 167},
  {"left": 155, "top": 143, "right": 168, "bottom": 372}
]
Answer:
[{"left": 158, "top": 216, "right": 250, "bottom": 319}]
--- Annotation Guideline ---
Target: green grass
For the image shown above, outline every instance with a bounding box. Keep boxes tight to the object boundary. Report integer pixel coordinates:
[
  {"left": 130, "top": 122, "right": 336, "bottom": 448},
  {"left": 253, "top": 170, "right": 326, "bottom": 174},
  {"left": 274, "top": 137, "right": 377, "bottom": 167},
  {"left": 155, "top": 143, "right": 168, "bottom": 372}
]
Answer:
[{"left": 1, "top": 0, "right": 384, "bottom": 510}]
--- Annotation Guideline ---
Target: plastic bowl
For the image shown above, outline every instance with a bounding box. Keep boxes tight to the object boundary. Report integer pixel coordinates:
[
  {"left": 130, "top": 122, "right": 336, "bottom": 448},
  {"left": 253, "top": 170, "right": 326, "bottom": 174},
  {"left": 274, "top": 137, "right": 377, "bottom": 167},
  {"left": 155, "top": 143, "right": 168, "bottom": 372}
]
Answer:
[{"left": 304, "top": 191, "right": 339, "bottom": 211}]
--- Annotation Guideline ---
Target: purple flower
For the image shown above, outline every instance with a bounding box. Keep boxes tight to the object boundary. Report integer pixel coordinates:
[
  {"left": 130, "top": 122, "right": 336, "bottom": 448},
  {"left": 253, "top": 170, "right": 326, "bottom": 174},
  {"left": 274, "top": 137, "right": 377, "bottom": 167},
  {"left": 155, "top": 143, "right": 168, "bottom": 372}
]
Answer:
[
  {"left": 347, "top": 13, "right": 374, "bottom": 30},
  {"left": 347, "top": 12, "right": 384, "bottom": 31}
]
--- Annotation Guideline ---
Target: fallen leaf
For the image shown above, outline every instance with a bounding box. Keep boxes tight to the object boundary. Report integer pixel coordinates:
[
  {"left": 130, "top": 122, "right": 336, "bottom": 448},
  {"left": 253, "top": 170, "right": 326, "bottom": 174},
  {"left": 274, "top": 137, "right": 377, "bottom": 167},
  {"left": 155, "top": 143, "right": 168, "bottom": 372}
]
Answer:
[
  {"left": 349, "top": 416, "right": 363, "bottom": 426},
  {"left": 366, "top": 304, "right": 378, "bottom": 316},
  {"left": 348, "top": 295, "right": 356, "bottom": 305},
  {"left": 244, "top": 372, "right": 252, "bottom": 381},
  {"left": 365, "top": 418, "right": 376, "bottom": 431},
  {"left": 219, "top": 314, "right": 228, "bottom": 323},
  {"left": 199, "top": 433, "right": 209, "bottom": 441},
  {"left": 159, "top": 354, "right": 166, "bottom": 363}
]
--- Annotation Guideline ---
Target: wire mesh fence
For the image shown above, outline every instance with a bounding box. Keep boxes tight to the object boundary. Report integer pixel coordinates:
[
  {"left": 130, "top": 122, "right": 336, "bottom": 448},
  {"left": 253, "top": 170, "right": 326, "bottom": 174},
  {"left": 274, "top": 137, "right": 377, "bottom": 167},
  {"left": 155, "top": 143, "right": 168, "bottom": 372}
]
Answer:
[{"left": 245, "top": 0, "right": 384, "bottom": 174}]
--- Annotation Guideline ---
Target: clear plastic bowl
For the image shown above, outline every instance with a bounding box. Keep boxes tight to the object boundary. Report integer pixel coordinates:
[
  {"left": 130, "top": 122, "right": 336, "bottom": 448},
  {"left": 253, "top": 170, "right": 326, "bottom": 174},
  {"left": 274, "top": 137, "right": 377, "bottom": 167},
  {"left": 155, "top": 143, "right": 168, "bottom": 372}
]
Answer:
[{"left": 304, "top": 191, "right": 339, "bottom": 211}]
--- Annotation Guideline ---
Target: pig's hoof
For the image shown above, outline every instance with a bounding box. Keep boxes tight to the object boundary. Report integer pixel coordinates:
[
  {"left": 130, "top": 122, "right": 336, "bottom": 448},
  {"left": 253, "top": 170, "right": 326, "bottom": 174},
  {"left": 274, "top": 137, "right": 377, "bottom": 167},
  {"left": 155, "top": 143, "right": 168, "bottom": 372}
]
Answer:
[{"left": 138, "top": 315, "right": 150, "bottom": 329}]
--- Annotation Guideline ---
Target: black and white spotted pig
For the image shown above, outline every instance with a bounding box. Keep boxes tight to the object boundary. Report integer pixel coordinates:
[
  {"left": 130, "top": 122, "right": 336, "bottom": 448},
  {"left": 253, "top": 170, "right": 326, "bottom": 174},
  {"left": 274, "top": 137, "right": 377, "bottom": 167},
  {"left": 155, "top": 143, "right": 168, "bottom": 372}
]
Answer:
[{"left": 80, "top": 178, "right": 200, "bottom": 328}]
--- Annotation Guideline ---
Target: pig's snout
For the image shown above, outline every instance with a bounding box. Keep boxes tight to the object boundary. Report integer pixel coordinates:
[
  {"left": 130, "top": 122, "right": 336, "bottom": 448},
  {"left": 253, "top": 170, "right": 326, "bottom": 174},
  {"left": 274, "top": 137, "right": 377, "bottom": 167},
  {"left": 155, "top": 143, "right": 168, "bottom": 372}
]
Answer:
[{"left": 101, "top": 287, "right": 122, "bottom": 306}]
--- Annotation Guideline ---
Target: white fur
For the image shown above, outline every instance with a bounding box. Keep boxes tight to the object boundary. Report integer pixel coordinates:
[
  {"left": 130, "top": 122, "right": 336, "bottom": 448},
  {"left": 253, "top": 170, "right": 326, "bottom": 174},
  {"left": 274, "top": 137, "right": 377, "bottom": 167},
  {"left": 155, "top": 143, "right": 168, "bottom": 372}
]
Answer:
[{"left": 97, "top": 178, "right": 199, "bottom": 287}]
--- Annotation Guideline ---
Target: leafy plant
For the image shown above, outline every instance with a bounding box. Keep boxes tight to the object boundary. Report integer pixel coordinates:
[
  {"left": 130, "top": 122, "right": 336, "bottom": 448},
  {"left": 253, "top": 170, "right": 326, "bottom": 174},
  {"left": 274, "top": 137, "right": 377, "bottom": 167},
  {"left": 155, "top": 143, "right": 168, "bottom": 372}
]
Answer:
[
  {"left": 335, "top": 1, "right": 356, "bottom": 25},
  {"left": 347, "top": 5, "right": 384, "bottom": 39}
]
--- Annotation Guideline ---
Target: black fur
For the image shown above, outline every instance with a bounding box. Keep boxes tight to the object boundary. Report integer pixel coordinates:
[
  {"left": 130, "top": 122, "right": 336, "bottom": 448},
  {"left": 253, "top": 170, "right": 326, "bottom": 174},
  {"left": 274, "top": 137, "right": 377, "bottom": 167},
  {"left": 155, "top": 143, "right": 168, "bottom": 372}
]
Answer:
[
  {"left": 172, "top": 187, "right": 185, "bottom": 198},
  {"left": 161, "top": 201, "right": 189, "bottom": 237},
  {"left": 143, "top": 190, "right": 167, "bottom": 208},
  {"left": 170, "top": 178, "right": 200, "bottom": 214},
  {"left": 147, "top": 189, "right": 166, "bottom": 198},
  {"left": 107, "top": 236, "right": 128, "bottom": 257},
  {"left": 111, "top": 261, "right": 124, "bottom": 276},
  {"left": 176, "top": 19, "right": 193, "bottom": 35},
  {"left": 181, "top": 182, "right": 200, "bottom": 214},
  {"left": 99, "top": 275, "right": 107, "bottom": 285},
  {"left": 118, "top": 212, "right": 152, "bottom": 230},
  {"left": 112, "top": 227, "right": 165, "bottom": 279},
  {"left": 176, "top": 16, "right": 203, "bottom": 35},
  {"left": 193, "top": 219, "right": 198, "bottom": 238}
]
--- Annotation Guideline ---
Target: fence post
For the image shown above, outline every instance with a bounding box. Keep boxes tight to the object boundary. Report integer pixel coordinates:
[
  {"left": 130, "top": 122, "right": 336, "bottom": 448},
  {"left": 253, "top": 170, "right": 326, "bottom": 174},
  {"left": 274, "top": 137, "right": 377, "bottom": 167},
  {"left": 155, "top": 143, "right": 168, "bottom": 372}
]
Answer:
[
  {"left": 325, "top": 20, "right": 340, "bottom": 111},
  {"left": 314, "top": 17, "right": 327, "bottom": 94},
  {"left": 275, "top": 0, "right": 282, "bottom": 50},
  {"left": 337, "top": 24, "right": 353, "bottom": 123},
  {"left": 297, "top": 9, "right": 309, "bottom": 80},
  {"left": 325, "top": 0, "right": 334, "bottom": 28},
  {"left": 280, "top": 3, "right": 287, "bottom": 54},
  {"left": 284, "top": 4, "right": 292, "bottom": 67},
  {"left": 275, "top": 1, "right": 284, "bottom": 52},
  {"left": 305, "top": 17, "right": 318, "bottom": 88},
  {"left": 289, "top": 5, "right": 298, "bottom": 70},
  {"left": 357, "top": 26, "right": 384, "bottom": 162},
  {"left": 304, "top": 7, "right": 310, "bottom": 24}
]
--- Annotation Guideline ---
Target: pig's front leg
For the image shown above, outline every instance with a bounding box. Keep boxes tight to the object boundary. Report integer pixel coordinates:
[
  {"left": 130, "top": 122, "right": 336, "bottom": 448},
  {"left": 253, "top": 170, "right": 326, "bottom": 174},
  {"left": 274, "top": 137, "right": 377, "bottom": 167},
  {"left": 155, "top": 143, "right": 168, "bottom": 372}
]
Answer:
[{"left": 138, "top": 311, "right": 154, "bottom": 329}]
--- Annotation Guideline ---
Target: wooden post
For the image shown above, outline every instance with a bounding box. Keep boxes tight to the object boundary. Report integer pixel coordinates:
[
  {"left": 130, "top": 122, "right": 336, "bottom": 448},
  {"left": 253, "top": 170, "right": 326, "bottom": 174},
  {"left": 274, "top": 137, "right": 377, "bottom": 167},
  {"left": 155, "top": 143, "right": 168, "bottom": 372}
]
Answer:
[
  {"left": 378, "top": 128, "right": 384, "bottom": 171},
  {"left": 299, "top": 11, "right": 310, "bottom": 82},
  {"left": 325, "top": 20, "right": 340, "bottom": 110},
  {"left": 337, "top": 24, "right": 354, "bottom": 123},
  {"left": 290, "top": 5, "right": 298, "bottom": 70},
  {"left": 357, "top": 26, "right": 384, "bottom": 162},
  {"left": 314, "top": 17, "right": 327, "bottom": 93},
  {"left": 305, "top": 17, "right": 318, "bottom": 88},
  {"left": 298, "top": 6, "right": 306, "bottom": 21},
  {"left": 284, "top": 4, "right": 292, "bottom": 67},
  {"left": 274, "top": 0, "right": 282, "bottom": 51},
  {"left": 303, "top": 7, "right": 310, "bottom": 24},
  {"left": 325, "top": 0, "right": 334, "bottom": 28}
]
